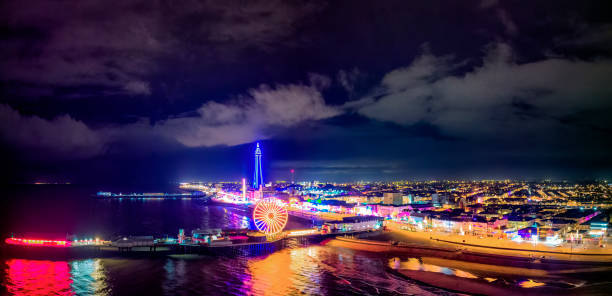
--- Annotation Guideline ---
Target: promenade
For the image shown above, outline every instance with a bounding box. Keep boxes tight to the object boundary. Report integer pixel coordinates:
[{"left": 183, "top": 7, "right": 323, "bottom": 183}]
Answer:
[
  {"left": 386, "top": 221, "right": 612, "bottom": 262},
  {"left": 286, "top": 207, "right": 348, "bottom": 222}
]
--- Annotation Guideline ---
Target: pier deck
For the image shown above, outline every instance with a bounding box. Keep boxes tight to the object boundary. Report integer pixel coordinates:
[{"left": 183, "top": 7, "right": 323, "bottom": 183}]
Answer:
[{"left": 3, "top": 229, "right": 381, "bottom": 259}]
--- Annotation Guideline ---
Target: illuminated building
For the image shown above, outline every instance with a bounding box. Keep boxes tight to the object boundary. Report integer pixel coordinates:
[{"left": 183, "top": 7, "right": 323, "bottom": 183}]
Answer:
[
  {"left": 323, "top": 216, "right": 383, "bottom": 232},
  {"left": 590, "top": 220, "right": 608, "bottom": 236},
  {"left": 432, "top": 193, "right": 441, "bottom": 207},
  {"left": 192, "top": 228, "right": 223, "bottom": 244},
  {"left": 253, "top": 142, "right": 263, "bottom": 189},
  {"left": 403, "top": 194, "right": 413, "bottom": 204},
  {"left": 373, "top": 204, "right": 411, "bottom": 218},
  {"left": 111, "top": 236, "right": 154, "bottom": 248},
  {"left": 383, "top": 192, "right": 403, "bottom": 205}
]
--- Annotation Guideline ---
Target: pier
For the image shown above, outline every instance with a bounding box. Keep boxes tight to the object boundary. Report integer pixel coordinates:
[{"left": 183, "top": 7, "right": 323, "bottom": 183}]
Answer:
[
  {"left": 3, "top": 229, "right": 381, "bottom": 259},
  {"left": 95, "top": 191, "right": 207, "bottom": 199}
]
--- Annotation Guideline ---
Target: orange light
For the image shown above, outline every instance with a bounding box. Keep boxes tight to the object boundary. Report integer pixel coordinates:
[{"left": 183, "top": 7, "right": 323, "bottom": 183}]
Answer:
[{"left": 254, "top": 198, "right": 288, "bottom": 234}]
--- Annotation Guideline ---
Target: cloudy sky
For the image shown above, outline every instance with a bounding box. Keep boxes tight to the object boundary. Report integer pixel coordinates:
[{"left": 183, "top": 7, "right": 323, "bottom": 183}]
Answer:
[{"left": 1, "top": 0, "right": 611, "bottom": 183}]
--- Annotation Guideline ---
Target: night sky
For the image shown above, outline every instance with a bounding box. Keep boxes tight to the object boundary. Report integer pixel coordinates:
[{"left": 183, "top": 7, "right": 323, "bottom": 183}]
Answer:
[{"left": 1, "top": 1, "right": 612, "bottom": 183}]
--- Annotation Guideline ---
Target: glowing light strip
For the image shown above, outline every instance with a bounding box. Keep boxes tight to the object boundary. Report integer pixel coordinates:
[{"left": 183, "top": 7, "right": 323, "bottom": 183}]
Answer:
[
  {"left": 5, "top": 238, "right": 71, "bottom": 247},
  {"left": 288, "top": 229, "right": 318, "bottom": 236}
]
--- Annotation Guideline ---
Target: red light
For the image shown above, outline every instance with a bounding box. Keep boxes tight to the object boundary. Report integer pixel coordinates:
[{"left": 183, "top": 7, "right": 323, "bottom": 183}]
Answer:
[
  {"left": 6, "top": 259, "right": 73, "bottom": 295},
  {"left": 5, "top": 238, "right": 71, "bottom": 247}
]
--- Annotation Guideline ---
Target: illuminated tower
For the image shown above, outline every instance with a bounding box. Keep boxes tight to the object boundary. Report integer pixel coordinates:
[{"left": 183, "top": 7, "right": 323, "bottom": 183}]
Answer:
[{"left": 253, "top": 142, "right": 263, "bottom": 189}]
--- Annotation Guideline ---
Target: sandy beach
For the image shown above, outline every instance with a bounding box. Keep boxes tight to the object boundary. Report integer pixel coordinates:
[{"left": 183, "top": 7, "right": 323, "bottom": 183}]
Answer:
[{"left": 384, "top": 221, "right": 612, "bottom": 262}]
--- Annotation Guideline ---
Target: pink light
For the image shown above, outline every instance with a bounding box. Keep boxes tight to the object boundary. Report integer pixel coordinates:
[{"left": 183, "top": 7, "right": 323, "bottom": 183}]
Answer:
[
  {"left": 5, "top": 238, "right": 71, "bottom": 247},
  {"left": 6, "top": 259, "right": 73, "bottom": 295},
  {"left": 242, "top": 178, "right": 247, "bottom": 201}
]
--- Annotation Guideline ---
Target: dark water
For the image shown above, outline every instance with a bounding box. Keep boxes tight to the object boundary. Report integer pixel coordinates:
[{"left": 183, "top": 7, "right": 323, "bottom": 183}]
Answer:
[
  {"left": 0, "top": 184, "right": 304, "bottom": 238},
  {"left": 3, "top": 185, "right": 610, "bottom": 295},
  {"left": 0, "top": 247, "right": 457, "bottom": 295},
  {"left": 0, "top": 185, "right": 455, "bottom": 295}
]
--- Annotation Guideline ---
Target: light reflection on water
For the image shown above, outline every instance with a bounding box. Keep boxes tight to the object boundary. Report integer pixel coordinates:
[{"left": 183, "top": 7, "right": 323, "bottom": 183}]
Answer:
[
  {"left": 3, "top": 249, "right": 594, "bottom": 295},
  {"left": 4, "top": 259, "right": 73, "bottom": 296},
  {"left": 245, "top": 246, "right": 448, "bottom": 296},
  {"left": 3, "top": 258, "right": 111, "bottom": 295},
  {"left": 247, "top": 247, "right": 324, "bottom": 295},
  {"left": 4, "top": 247, "right": 577, "bottom": 295},
  {"left": 3, "top": 247, "right": 455, "bottom": 296},
  {"left": 70, "top": 259, "right": 110, "bottom": 295}
]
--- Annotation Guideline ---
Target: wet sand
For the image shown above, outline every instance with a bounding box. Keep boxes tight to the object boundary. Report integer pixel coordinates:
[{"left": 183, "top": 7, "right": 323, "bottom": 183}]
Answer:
[
  {"left": 325, "top": 235, "right": 612, "bottom": 295},
  {"left": 326, "top": 237, "right": 608, "bottom": 270},
  {"left": 326, "top": 238, "right": 612, "bottom": 295},
  {"left": 389, "top": 268, "right": 612, "bottom": 296}
]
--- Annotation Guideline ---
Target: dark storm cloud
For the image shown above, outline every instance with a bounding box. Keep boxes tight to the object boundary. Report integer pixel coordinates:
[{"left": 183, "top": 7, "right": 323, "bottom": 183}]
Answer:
[
  {"left": 336, "top": 68, "right": 362, "bottom": 96},
  {"left": 152, "top": 79, "right": 340, "bottom": 147},
  {"left": 555, "top": 23, "right": 612, "bottom": 55},
  {"left": 0, "top": 0, "right": 334, "bottom": 156},
  {"left": 0, "top": 0, "right": 323, "bottom": 96},
  {"left": 356, "top": 43, "right": 612, "bottom": 143},
  {"left": 0, "top": 104, "right": 104, "bottom": 158},
  {"left": 0, "top": 1, "right": 160, "bottom": 95},
  {"left": 0, "top": 78, "right": 339, "bottom": 159},
  {"left": 479, "top": 0, "right": 518, "bottom": 37}
]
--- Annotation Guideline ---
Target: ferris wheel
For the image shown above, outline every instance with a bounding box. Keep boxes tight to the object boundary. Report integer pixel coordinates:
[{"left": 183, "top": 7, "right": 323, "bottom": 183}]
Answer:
[{"left": 253, "top": 198, "right": 288, "bottom": 234}]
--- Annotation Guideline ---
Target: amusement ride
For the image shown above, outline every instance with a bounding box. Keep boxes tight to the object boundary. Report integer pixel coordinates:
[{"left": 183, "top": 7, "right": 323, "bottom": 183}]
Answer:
[{"left": 253, "top": 198, "right": 288, "bottom": 235}]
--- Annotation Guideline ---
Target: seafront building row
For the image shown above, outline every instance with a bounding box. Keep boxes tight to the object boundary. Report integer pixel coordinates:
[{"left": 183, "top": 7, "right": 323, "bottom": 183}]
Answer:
[
  {"left": 180, "top": 179, "right": 611, "bottom": 249},
  {"left": 178, "top": 144, "right": 610, "bottom": 249}
]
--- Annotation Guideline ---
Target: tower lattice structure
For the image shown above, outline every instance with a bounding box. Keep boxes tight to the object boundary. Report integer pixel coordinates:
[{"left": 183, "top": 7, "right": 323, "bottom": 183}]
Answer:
[{"left": 253, "top": 142, "right": 263, "bottom": 189}]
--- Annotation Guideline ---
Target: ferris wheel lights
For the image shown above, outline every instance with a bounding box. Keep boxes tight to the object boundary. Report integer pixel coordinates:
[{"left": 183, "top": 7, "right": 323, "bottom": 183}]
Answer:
[{"left": 253, "top": 198, "right": 288, "bottom": 235}]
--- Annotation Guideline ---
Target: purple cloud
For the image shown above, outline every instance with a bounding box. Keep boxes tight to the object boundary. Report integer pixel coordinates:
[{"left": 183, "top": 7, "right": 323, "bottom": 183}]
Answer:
[
  {"left": 0, "top": 0, "right": 323, "bottom": 97},
  {"left": 356, "top": 43, "right": 612, "bottom": 146},
  {"left": 154, "top": 80, "right": 340, "bottom": 147},
  {"left": 0, "top": 104, "right": 106, "bottom": 158}
]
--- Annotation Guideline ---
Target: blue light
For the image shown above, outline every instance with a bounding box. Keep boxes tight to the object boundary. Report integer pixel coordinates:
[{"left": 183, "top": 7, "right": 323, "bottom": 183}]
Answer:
[{"left": 253, "top": 142, "right": 263, "bottom": 189}]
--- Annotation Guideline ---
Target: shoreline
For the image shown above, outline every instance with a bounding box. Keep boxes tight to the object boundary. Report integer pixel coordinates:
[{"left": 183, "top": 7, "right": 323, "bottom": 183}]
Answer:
[
  {"left": 326, "top": 236, "right": 612, "bottom": 295},
  {"left": 386, "top": 266, "right": 612, "bottom": 296},
  {"left": 384, "top": 221, "right": 612, "bottom": 262},
  {"left": 325, "top": 236, "right": 612, "bottom": 268}
]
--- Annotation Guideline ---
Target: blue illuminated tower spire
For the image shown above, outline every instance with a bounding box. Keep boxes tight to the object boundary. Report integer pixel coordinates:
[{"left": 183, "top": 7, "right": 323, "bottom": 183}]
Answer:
[{"left": 253, "top": 142, "right": 263, "bottom": 189}]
